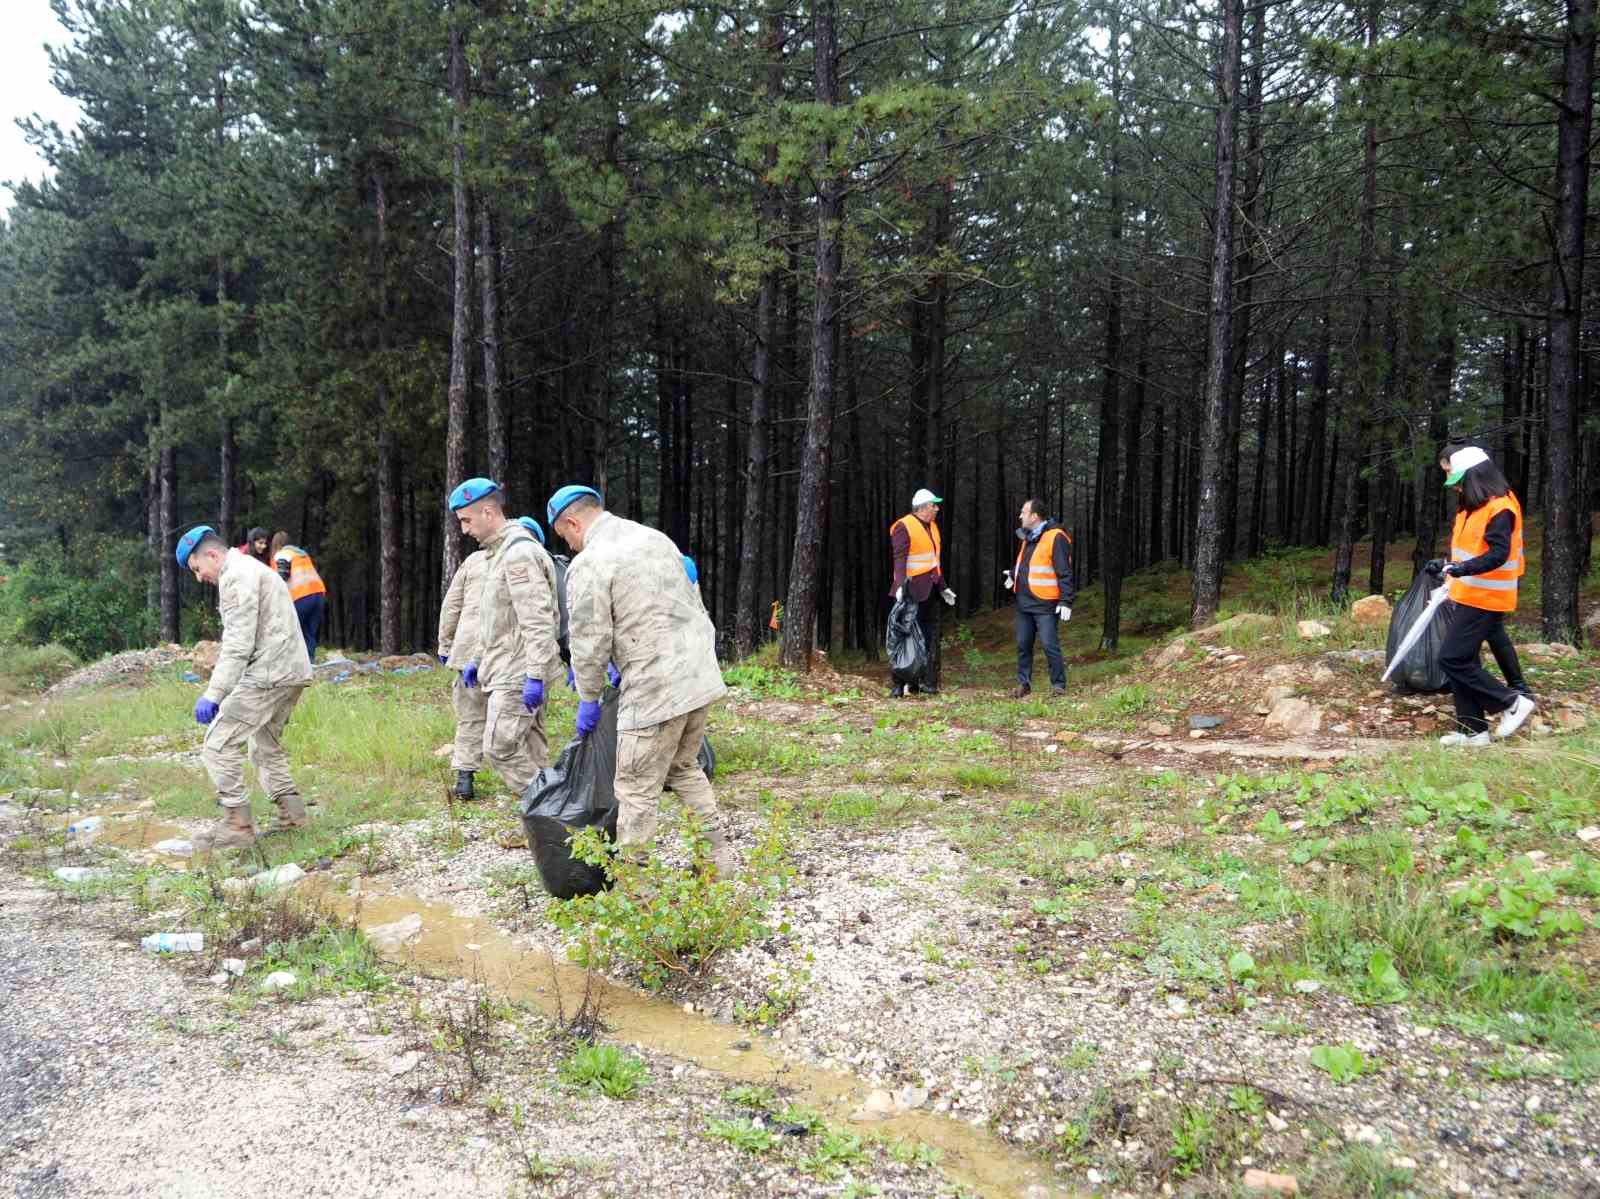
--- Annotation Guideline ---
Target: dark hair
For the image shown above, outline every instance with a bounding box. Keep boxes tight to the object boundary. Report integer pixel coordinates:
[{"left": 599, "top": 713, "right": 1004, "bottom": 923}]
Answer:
[
  {"left": 247, "top": 526, "right": 269, "bottom": 543},
  {"left": 1440, "top": 443, "right": 1512, "bottom": 512},
  {"left": 195, "top": 532, "right": 227, "bottom": 557},
  {"left": 269, "top": 531, "right": 291, "bottom": 560},
  {"left": 1022, "top": 497, "right": 1048, "bottom": 520}
]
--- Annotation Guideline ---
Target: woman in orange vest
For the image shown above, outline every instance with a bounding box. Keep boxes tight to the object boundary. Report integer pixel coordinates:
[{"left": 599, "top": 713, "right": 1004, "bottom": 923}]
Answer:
[
  {"left": 269, "top": 531, "right": 328, "bottom": 664},
  {"left": 1426, "top": 445, "right": 1536, "bottom": 747},
  {"left": 888, "top": 487, "right": 956, "bottom": 697}
]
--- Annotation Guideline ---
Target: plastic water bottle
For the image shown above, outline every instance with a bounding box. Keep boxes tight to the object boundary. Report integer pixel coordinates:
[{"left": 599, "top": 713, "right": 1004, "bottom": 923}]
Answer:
[
  {"left": 141, "top": 932, "right": 204, "bottom": 953},
  {"left": 65, "top": 813, "right": 103, "bottom": 838}
]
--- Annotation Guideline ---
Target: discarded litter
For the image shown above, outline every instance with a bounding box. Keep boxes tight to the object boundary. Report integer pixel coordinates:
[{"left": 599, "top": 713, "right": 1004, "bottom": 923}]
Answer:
[
  {"left": 254, "top": 862, "right": 305, "bottom": 889},
  {"left": 54, "top": 866, "right": 109, "bottom": 883},
  {"left": 66, "top": 817, "right": 103, "bottom": 838},
  {"left": 152, "top": 838, "right": 194, "bottom": 856},
  {"left": 141, "top": 932, "right": 204, "bottom": 953},
  {"left": 1188, "top": 715, "right": 1226, "bottom": 730},
  {"left": 180, "top": 672, "right": 203, "bottom": 683}
]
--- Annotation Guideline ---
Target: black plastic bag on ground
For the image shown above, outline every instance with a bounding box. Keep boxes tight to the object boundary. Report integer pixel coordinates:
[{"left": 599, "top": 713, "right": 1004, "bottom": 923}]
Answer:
[
  {"left": 886, "top": 596, "right": 928, "bottom": 685},
  {"left": 1384, "top": 569, "right": 1454, "bottom": 693},
  {"left": 519, "top": 686, "right": 717, "bottom": 899}
]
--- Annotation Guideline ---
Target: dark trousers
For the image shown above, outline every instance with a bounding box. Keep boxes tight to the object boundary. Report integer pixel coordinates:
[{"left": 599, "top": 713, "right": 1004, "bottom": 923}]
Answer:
[
  {"left": 1439, "top": 604, "right": 1518, "bottom": 734},
  {"left": 1016, "top": 609, "right": 1065, "bottom": 689},
  {"left": 294, "top": 593, "right": 326, "bottom": 663},
  {"left": 1485, "top": 621, "right": 1529, "bottom": 693},
  {"left": 915, "top": 596, "right": 941, "bottom": 689}
]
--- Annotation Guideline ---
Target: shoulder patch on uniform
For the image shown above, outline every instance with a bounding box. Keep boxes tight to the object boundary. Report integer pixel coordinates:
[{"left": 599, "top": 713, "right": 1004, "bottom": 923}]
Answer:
[{"left": 508, "top": 564, "right": 530, "bottom": 583}]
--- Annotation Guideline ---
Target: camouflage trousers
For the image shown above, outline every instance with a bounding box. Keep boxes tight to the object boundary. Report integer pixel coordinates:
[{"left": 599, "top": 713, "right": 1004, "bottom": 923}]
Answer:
[
  {"left": 451, "top": 676, "right": 488, "bottom": 772},
  {"left": 202, "top": 684, "right": 306, "bottom": 810},
  {"left": 615, "top": 704, "right": 735, "bottom": 876},
  {"left": 483, "top": 688, "right": 548, "bottom": 796}
]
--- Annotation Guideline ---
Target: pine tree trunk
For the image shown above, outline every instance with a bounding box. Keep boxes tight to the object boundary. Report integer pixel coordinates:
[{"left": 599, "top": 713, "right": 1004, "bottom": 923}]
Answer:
[
  {"left": 780, "top": 0, "right": 841, "bottom": 672},
  {"left": 1188, "top": 0, "right": 1244, "bottom": 628},
  {"left": 375, "top": 167, "right": 402, "bottom": 654},
  {"left": 441, "top": 18, "right": 472, "bottom": 592},
  {"left": 1541, "top": 0, "right": 1595, "bottom": 644},
  {"left": 160, "top": 442, "right": 178, "bottom": 643},
  {"left": 479, "top": 200, "right": 507, "bottom": 486}
]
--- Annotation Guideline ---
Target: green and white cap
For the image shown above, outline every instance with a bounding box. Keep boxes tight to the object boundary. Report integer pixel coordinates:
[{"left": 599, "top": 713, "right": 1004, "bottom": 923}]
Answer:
[
  {"left": 911, "top": 487, "right": 943, "bottom": 507},
  {"left": 1443, "top": 446, "right": 1490, "bottom": 487}
]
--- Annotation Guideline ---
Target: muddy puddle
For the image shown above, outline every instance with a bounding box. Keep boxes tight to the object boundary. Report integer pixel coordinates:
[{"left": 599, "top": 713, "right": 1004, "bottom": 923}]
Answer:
[
  {"left": 321, "top": 882, "right": 1072, "bottom": 1199},
  {"left": 64, "top": 809, "right": 196, "bottom": 865}
]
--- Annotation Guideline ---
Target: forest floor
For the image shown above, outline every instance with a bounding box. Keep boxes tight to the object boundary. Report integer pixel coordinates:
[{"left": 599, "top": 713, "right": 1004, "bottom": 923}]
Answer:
[{"left": 2, "top": 545, "right": 1599, "bottom": 1199}]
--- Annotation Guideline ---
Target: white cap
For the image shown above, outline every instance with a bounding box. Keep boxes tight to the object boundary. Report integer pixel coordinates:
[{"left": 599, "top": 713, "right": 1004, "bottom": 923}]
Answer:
[
  {"left": 1443, "top": 446, "right": 1490, "bottom": 486},
  {"left": 911, "top": 487, "right": 943, "bottom": 507}
]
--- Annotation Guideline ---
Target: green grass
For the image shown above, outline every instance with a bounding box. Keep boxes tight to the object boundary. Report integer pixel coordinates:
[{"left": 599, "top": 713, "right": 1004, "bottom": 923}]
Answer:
[
  {"left": 257, "top": 925, "right": 390, "bottom": 998},
  {"left": 557, "top": 1042, "right": 649, "bottom": 1099}
]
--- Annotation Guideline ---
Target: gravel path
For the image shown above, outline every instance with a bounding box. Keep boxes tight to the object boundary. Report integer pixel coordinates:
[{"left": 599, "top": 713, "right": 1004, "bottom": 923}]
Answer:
[{"left": 0, "top": 867, "right": 522, "bottom": 1198}]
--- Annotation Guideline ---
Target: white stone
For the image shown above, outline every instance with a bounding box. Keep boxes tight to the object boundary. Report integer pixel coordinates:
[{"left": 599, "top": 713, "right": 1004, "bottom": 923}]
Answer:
[
  {"left": 1293, "top": 979, "right": 1321, "bottom": 994},
  {"left": 257, "top": 862, "right": 305, "bottom": 889},
  {"left": 1266, "top": 1112, "right": 1290, "bottom": 1133},
  {"left": 1297, "top": 620, "right": 1332, "bottom": 638},
  {"left": 152, "top": 838, "right": 193, "bottom": 855},
  {"left": 222, "top": 958, "right": 246, "bottom": 976},
  {"left": 262, "top": 970, "right": 297, "bottom": 992},
  {"left": 1575, "top": 826, "right": 1600, "bottom": 844},
  {"left": 367, "top": 913, "right": 423, "bottom": 950},
  {"left": 388, "top": 1051, "right": 422, "bottom": 1076}
]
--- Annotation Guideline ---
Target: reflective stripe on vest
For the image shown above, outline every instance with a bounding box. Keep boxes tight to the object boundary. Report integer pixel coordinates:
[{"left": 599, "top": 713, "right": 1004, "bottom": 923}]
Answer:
[
  {"left": 892, "top": 515, "right": 942, "bottom": 578},
  {"left": 1447, "top": 494, "right": 1523, "bottom": 613},
  {"left": 1014, "top": 527, "right": 1069, "bottom": 601},
  {"left": 279, "top": 547, "right": 326, "bottom": 601}
]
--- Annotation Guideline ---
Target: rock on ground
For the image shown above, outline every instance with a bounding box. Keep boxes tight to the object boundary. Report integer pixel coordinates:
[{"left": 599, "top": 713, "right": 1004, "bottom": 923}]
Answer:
[{"left": 1350, "top": 595, "right": 1392, "bottom": 627}]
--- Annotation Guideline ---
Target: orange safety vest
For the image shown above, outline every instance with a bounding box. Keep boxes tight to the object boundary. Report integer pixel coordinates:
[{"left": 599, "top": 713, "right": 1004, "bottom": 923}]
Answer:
[
  {"left": 277, "top": 546, "right": 327, "bottom": 601},
  {"left": 1014, "top": 527, "right": 1071, "bottom": 601},
  {"left": 891, "top": 515, "right": 942, "bottom": 578},
  {"left": 1448, "top": 493, "right": 1523, "bottom": 613}
]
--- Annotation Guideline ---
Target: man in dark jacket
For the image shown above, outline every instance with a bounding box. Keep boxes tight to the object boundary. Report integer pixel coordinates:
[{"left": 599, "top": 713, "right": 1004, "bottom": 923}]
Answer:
[{"left": 1005, "top": 497, "right": 1073, "bottom": 698}]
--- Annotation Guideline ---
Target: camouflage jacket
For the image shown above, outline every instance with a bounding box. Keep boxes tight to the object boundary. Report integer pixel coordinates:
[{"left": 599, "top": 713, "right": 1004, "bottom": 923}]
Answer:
[
  {"left": 206, "top": 548, "right": 313, "bottom": 702},
  {"left": 475, "top": 522, "right": 561, "bottom": 692},
  {"left": 436, "top": 549, "right": 487, "bottom": 671},
  {"left": 566, "top": 512, "right": 726, "bottom": 731}
]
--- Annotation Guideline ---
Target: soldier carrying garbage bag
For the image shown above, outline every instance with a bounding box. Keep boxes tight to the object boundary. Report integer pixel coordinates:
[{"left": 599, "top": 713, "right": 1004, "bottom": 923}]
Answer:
[{"left": 548, "top": 484, "right": 737, "bottom": 878}]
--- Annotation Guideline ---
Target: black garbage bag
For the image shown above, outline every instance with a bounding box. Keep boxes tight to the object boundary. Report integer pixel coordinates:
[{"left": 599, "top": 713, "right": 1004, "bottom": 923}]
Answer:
[
  {"left": 519, "top": 686, "right": 716, "bottom": 899},
  {"left": 1384, "top": 569, "right": 1454, "bottom": 693},
  {"left": 887, "top": 596, "right": 927, "bottom": 686}
]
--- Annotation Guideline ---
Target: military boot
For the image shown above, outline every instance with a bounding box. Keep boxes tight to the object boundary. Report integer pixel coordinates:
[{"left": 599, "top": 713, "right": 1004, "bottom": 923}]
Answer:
[
  {"left": 194, "top": 804, "right": 257, "bottom": 851},
  {"left": 266, "top": 791, "right": 309, "bottom": 833},
  {"left": 453, "top": 770, "right": 476, "bottom": 800}
]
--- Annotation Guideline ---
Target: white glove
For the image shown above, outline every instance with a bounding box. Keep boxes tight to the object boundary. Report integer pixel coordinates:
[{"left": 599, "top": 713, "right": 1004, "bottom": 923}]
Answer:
[
  {"left": 895, "top": 585, "right": 904, "bottom": 602},
  {"left": 941, "top": 588, "right": 956, "bottom": 606},
  {"left": 1056, "top": 605, "right": 1071, "bottom": 622},
  {"left": 1002, "top": 570, "right": 1014, "bottom": 591}
]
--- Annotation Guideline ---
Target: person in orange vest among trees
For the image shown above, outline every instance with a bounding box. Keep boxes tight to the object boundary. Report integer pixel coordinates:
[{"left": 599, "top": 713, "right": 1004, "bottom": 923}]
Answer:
[
  {"left": 889, "top": 487, "right": 955, "bottom": 697},
  {"left": 269, "top": 531, "right": 328, "bottom": 664},
  {"left": 1425, "top": 444, "right": 1536, "bottom": 748},
  {"left": 1004, "top": 496, "right": 1074, "bottom": 699}
]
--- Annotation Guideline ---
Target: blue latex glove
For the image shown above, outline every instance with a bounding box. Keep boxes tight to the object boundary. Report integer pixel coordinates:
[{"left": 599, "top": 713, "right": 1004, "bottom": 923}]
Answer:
[
  {"left": 194, "top": 698, "right": 219, "bottom": 726},
  {"left": 576, "top": 699, "right": 602, "bottom": 740},
  {"left": 565, "top": 665, "right": 575, "bottom": 690},
  {"left": 521, "top": 677, "right": 544, "bottom": 712},
  {"left": 462, "top": 661, "right": 479, "bottom": 688},
  {"left": 438, "top": 653, "right": 448, "bottom": 665},
  {"left": 607, "top": 662, "right": 621, "bottom": 688}
]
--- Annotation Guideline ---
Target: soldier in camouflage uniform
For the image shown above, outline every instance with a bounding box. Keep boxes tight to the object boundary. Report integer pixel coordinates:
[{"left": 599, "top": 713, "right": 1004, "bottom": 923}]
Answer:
[
  {"left": 437, "top": 546, "right": 488, "bottom": 799},
  {"left": 548, "top": 485, "right": 736, "bottom": 877},
  {"left": 449, "top": 479, "right": 562, "bottom": 797},
  {"left": 176, "top": 526, "right": 314, "bottom": 850}
]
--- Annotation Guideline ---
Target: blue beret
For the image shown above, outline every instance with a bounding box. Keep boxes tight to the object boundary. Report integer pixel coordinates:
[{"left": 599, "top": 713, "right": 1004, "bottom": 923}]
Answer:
[
  {"left": 176, "top": 525, "right": 215, "bottom": 568},
  {"left": 517, "top": 516, "right": 546, "bottom": 545},
  {"left": 448, "top": 477, "right": 499, "bottom": 511},
  {"left": 547, "top": 484, "right": 602, "bottom": 526}
]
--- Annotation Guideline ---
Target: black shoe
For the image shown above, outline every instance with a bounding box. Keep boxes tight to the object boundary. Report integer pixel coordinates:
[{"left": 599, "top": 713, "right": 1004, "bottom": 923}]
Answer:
[
  {"left": 889, "top": 684, "right": 906, "bottom": 698},
  {"left": 1010, "top": 684, "right": 1031, "bottom": 698},
  {"left": 1051, "top": 686, "right": 1067, "bottom": 698},
  {"left": 918, "top": 685, "right": 940, "bottom": 696},
  {"left": 453, "top": 770, "right": 475, "bottom": 800}
]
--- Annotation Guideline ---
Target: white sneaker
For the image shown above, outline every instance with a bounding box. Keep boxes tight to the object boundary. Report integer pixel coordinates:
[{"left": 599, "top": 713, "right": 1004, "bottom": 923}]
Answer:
[
  {"left": 1439, "top": 731, "right": 1491, "bottom": 748},
  {"left": 1496, "top": 695, "right": 1536, "bottom": 739}
]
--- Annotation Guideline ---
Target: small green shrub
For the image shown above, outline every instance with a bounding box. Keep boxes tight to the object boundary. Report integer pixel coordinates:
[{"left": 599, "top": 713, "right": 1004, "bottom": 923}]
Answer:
[
  {"left": 557, "top": 1043, "right": 648, "bottom": 1099},
  {"left": 0, "top": 543, "right": 156, "bottom": 660},
  {"left": 1452, "top": 856, "right": 1586, "bottom": 941},
  {"left": 1310, "top": 1042, "right": 1372, "bottom": 1083},
  {"left": 550, "top": 803, "right": 794, "bottom": 990}
]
